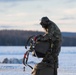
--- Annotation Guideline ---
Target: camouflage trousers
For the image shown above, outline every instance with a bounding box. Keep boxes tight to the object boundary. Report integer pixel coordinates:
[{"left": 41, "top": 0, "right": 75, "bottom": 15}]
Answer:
[{"left": 31, "top": 62, "right": 54, "bottom": 75}]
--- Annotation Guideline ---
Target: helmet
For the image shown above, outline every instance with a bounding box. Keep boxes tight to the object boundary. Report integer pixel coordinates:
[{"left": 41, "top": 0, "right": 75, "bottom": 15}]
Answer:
[
  {"left": 40, "top": 16, "right": 50, "bottom": 28},
  {"left": 41, "top": 16, "right": 50, "bottom": 22}
]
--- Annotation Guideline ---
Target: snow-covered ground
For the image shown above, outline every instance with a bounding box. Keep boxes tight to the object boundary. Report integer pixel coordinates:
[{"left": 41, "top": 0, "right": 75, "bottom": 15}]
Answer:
[{"left": 0, "top": 46, "right": 76, "bottom": 75}]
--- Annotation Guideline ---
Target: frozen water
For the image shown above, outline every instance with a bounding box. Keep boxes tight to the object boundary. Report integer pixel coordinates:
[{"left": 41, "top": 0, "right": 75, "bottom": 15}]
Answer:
[{"left": 0, "top": 46, "right": 76, "bottom": 75}]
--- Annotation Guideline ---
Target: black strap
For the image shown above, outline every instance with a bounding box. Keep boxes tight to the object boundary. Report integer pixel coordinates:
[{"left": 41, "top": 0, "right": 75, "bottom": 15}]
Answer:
[
  {"left": 23, "top": 51, "right": 33, "bottom": 69},
  {"left": 25, "top": 35, "right": 35, "bottom": 49}
]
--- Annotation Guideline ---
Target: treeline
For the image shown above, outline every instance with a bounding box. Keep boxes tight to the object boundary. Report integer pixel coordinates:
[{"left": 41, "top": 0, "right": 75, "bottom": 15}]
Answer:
[
  {"left": 62, "top": 37, "right": 76, "bottom": 46},
  {"left": 0, "top": 30, "right": 44, "bottom": 46},
  {"left": 0, "top": 30, "right": 76, "bottom": 46}
]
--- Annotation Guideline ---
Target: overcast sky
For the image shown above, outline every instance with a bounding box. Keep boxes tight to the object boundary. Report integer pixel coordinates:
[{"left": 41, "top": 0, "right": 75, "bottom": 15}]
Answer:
[{"left": 0, "top": 0, "right": 76, "bottom": 32}]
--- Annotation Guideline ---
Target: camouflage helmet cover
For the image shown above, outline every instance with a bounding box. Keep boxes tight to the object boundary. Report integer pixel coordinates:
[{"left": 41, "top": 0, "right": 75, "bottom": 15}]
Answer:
[
  {"left": 40, "top": 16, "right": 50, "bottom": 28},
  {"left": 41, "top": 16, "right": 50, "bottom": 22}
]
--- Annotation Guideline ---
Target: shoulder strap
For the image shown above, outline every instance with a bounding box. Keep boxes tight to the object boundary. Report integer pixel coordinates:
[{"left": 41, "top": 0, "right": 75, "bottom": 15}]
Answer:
[{"left": 23, "top": 51, "right": 33, "bottom": 69}]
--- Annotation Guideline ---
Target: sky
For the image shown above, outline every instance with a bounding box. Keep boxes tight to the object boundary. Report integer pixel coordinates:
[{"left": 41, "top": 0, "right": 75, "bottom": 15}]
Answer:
[{"left": 0, "top": 0, "right": 76, "bottom": 32}]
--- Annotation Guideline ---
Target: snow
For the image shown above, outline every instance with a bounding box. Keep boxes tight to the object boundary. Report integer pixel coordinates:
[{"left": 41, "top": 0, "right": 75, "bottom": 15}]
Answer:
[{"left": 0, "top": 46, "right": 76, "bottom": 75}]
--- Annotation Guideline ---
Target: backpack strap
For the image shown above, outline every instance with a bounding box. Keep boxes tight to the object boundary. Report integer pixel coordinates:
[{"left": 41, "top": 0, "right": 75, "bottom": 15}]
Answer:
[{"left": 23, "top": 51, "right": 33, "bottom": 69}]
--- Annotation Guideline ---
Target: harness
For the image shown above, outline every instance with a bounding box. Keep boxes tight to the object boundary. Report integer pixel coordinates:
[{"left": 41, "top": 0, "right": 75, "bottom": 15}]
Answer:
[
  {"left": 23, "top": 35, "right": 35, "bottom": 69},
  {"left": 23, "top": 35, "right": 53, "bottom": 69},
  {"left": 23, "top": 50, "right": 33, "bottom": 69}
]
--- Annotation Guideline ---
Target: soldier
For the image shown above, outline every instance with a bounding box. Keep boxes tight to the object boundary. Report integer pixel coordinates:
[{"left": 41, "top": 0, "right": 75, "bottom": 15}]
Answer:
[{"left": 32, "top": 17, "right": 62, "bottom": 75}]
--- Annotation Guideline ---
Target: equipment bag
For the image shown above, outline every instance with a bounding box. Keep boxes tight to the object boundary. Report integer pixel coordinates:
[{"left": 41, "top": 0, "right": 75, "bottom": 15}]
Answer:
[{"left": 34, "top": 41, "right": 50, "bottom": 58}]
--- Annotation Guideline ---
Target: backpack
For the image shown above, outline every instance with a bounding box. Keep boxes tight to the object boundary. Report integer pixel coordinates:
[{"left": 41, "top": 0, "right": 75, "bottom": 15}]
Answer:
[
  {"left": 32, "top": 41, "right": 50, "bottom": 58},
  {"left": 25, "top": 35, "right": 51, "bottom": 58}
]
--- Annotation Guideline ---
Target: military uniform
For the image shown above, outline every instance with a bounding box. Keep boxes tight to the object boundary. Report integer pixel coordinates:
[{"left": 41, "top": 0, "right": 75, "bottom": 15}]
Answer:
[
  {"left": 32, "top": 17, "right": 62, "bottom": 75},
  {"left": 32, "top": 62, "right": 54, "bottom": 75}
]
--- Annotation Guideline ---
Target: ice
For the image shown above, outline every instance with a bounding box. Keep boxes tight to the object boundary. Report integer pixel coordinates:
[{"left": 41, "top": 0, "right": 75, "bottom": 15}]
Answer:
[{"left": 0, "top": 46, "right": 76, "bottom": 75}]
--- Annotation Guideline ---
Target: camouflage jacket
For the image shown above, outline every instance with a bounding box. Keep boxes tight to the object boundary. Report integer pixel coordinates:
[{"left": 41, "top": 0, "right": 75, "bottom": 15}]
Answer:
[
  {"left": 39, "top": 21, "right": 62, "bottom": 68},
  {"left": 40, "top": 21, "right": 62, "bottom": 42}
]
